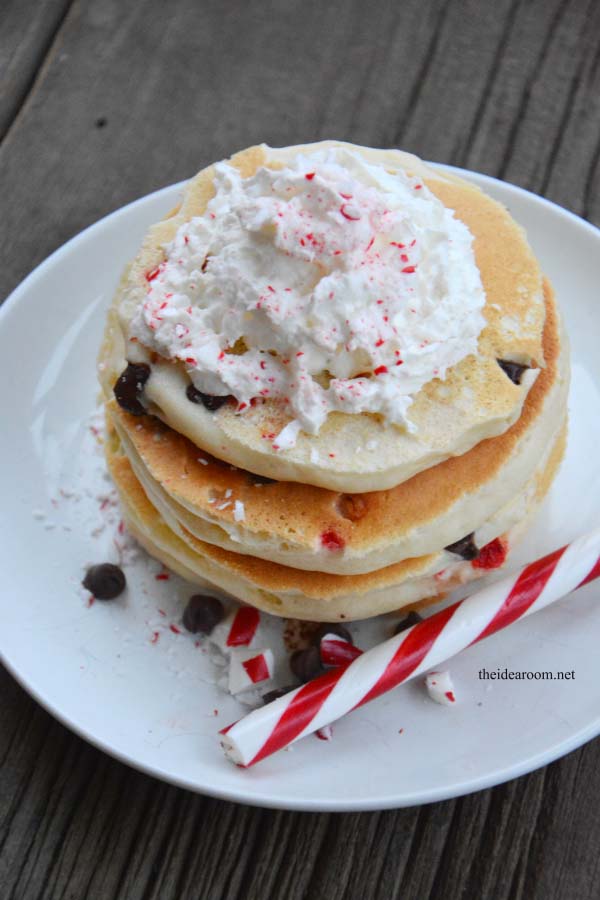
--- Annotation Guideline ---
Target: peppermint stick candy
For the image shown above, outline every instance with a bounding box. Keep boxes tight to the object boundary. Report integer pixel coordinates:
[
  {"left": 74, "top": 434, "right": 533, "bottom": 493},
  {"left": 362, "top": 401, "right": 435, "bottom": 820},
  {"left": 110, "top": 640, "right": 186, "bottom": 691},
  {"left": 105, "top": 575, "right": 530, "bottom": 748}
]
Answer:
[{"left": 220, "top": 529, "right": 600, "bottom": 767}]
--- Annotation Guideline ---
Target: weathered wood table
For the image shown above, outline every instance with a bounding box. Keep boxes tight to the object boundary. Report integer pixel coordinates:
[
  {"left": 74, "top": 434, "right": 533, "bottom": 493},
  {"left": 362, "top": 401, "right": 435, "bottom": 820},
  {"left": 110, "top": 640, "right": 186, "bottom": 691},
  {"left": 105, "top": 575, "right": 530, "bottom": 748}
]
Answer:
[{"left": 2, "top": 1, "right": 599, "bottom": 897}]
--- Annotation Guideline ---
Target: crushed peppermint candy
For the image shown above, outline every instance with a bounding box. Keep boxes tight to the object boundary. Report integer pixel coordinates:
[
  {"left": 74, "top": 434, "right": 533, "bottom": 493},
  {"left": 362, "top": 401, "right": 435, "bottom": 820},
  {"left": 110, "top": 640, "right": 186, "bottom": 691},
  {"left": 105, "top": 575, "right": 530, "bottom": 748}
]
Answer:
[
  {"left": 228, "top": 648, "right": 274, "bottom": 694},
  {"left": 425, "top": 670, "right": 457, "bottom": 706}
]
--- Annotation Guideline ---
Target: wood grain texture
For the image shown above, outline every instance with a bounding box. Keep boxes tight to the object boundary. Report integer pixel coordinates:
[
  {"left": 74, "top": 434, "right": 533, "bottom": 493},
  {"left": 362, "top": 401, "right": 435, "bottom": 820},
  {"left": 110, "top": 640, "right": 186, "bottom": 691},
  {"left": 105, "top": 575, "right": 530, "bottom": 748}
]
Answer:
[
  {"left": 1, "top": 1, "right": 599, "bottom": 898},
  {"left": 0, "top": 0, "right": 73, "bottom": 140}
]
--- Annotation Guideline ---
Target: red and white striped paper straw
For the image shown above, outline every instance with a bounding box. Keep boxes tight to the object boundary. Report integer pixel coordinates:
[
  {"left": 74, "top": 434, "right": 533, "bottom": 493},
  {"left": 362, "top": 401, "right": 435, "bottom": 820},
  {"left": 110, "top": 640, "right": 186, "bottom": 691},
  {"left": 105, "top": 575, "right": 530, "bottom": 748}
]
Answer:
[{"left": 220, "top": 528, "right": 600, "bottom": 767}]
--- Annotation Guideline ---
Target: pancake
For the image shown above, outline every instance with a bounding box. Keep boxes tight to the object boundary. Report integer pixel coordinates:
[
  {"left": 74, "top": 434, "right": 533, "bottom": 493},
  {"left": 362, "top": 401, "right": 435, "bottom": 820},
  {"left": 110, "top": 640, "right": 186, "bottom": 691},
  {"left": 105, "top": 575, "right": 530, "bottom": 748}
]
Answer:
[
  {"left": 106, "top": 280, "right": 567, "bottom": 575},
  {"left": 106, "top": 421, "right": 566, "bottom": 621},
  {"left": 99, "top": 141, "right": 545, "bottom": 492}
]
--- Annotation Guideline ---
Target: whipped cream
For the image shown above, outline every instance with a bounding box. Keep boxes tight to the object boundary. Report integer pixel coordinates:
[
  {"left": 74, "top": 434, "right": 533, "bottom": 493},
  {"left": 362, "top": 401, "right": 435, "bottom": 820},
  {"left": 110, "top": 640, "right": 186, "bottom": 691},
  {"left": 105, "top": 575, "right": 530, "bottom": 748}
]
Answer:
[{"left": 129, "top": 146, "right": 486, "bottom": 435}]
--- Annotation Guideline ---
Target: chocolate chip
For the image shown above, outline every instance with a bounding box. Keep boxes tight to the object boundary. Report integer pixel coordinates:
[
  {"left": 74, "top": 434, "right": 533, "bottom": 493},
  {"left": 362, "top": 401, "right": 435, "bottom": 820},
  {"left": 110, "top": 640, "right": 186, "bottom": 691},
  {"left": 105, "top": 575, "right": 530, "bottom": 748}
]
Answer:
[
  {"left": 445, "top": 532, "right": 480, "bottom": 560},
  {"left": 262, "top": 686, "right": 296, "bottom": 704},
  {"left": 82, "top": 563, "right": 126, "bottom": 600},
  {"left": 290, "top": 646, "right": 324, "bottom": 683},
  {"left": 113, "top": 363, "right": 151, "bottom": 415},
  {"left": 182, "top": 594, "right": 225, "bottom": 634},
  {"left": 185, "top": 384, "right": 232, "bottom": 411},
  {"left": 337, "top": 494, "right": 368, "bottom": 522},
  {"left": 393, "top": 610, "right": 423, "bottom": 635},
  {"left": 312, "top": 623, "right": 353, "bottom": 646},
  {"left": 497, "top": 359, "right": 530, "bottom": 385}
]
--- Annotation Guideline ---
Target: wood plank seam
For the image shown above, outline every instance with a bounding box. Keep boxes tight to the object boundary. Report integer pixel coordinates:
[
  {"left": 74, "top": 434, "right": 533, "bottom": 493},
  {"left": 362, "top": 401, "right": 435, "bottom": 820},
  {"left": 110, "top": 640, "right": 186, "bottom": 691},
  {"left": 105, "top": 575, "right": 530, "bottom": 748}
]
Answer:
[
  {"left": 391, "top": 0, "right": 453, "bottom": 145},
  {"left": 538, "top": 0, "right": 599, "bottom": 196},
  {"left": 458, "top": 0, "right": 524, "bottom": 168},
  {"left": 496, "top": 0, "right": 571, "bottom": 181},
  {"left": 0, "top": 0, "right": 75, "bottom": 149}
]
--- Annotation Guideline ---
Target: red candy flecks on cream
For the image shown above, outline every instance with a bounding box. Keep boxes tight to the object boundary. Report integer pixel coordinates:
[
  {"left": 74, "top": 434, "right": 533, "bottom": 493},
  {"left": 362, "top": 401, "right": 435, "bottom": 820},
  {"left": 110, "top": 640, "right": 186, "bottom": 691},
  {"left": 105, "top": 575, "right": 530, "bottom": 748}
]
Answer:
[
  {"left": 129, "top": 147, "right": 486, "bottom": 441},
  {"left": 227, "top": 606, "right": 260, "bottom": 646},
  {"left": 145, "top": 264, "right": 163, "bottom": 282},
  {"left": 472, "top": 537, "right": 508, "bottom": 570}
]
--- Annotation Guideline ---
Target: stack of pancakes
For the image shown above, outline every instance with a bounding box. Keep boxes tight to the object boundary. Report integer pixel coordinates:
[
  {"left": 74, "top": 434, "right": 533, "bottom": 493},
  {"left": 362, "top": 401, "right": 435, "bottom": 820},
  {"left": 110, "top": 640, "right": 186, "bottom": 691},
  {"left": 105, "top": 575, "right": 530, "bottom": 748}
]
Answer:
[{"left": 98, "top": 143, "right": 569, "bottom": 622}]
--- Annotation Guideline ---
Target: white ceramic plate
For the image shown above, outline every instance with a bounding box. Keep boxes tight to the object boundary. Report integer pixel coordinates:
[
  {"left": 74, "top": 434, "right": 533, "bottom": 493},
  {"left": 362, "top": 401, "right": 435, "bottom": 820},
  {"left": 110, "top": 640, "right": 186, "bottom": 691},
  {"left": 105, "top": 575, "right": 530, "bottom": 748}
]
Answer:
[{"left": 2, "top": 168, "right": 600, "bottom": 812}]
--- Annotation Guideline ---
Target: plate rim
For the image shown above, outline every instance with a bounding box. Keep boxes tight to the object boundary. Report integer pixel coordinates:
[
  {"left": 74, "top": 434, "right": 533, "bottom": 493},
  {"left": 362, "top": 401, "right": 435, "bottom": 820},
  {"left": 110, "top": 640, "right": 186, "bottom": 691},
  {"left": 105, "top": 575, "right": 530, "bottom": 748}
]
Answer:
[{"left": 2, "top": 164, "right": 599, "bottom": 811}]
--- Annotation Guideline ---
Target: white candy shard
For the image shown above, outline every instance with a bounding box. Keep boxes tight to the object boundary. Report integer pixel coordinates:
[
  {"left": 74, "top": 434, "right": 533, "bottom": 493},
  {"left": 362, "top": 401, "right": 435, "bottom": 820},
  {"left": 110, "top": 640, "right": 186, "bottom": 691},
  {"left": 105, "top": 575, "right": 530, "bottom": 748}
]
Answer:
[
  {"left": 208, "top": 614, "right": 237, "bottom": 657},
  {"left": 315, "top": 725, "right": 333, "bottom": 741},
  {"left": 273, "top": 419, "right": 302, "bottom": 451},
  {"left": 424, "top": 670, "right": 457, "bottom": 706}
]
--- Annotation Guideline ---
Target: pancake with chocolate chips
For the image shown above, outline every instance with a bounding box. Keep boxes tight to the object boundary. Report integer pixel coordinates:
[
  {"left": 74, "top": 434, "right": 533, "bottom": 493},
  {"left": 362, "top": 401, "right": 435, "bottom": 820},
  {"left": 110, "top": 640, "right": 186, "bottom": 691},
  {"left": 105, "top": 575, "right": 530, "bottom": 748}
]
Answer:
[
  {"left": 98, "top": 141, "right": 546, "bottom": 493},
  {"left": 104, "top": 280, "right": 567, "bottom": 576},
  {"left": 96, "top": 140, "right": 570, "bottom": 620},
  {"left": 105, "top": 419, "right": 566, "bottom": 621}
]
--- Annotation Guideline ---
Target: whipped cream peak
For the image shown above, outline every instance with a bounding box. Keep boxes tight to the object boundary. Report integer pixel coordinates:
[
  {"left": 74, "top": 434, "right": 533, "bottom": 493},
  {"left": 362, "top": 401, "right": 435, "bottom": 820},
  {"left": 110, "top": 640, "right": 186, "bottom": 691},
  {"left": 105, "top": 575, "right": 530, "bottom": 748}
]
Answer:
[{"left": 129, "top": 145, "right": 486, "bottom": 436}]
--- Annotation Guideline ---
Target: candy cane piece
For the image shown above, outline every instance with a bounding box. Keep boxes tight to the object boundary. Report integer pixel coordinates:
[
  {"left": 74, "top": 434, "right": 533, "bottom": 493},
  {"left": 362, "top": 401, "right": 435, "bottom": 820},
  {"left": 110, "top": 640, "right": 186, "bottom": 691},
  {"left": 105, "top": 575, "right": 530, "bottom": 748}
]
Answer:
[{"left": 220, "top": 529, "right": 600, "bottom": 767}]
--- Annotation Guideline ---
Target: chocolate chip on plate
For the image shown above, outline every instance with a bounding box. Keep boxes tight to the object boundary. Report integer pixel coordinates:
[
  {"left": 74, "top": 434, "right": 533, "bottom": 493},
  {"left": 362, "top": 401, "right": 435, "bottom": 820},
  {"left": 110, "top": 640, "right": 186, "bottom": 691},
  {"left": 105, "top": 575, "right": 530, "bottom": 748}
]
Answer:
[
  {"left": 82, "top": 563, "right": 126, "bottom": 600},
  {"left": 289, "top": 646, "right": 324, "bottom": 683},
  {"left": 496, "top": 359, "right": 530, "bottom": 385},
  {"left": 262, "top": 686, "right": 296, "bottom": 704},
  {"left": 113, "top": 363, "right": 151, "bottom": 415},
  {"left": 312, "top": 622, "right": 353, "bottom": 646},
  {"left": 182, "top": 594, "right": 225, "bottom": 634},
  {"left": 445, "top": 532, "right": 480, "bottom": 560},
  {"left": 185, "top": 384, "right": 232, "bottom": 411},
  {"left": 393, "top": 610, "right": 423, "bottom": 635}
]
